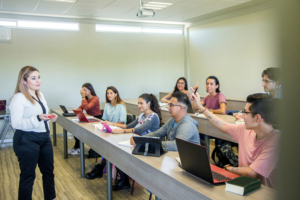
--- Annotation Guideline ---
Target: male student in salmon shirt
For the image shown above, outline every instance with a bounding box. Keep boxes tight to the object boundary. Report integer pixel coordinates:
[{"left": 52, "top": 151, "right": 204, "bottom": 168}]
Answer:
[{"left": 191, "top": 89, "right": 280, "bottom": 188}]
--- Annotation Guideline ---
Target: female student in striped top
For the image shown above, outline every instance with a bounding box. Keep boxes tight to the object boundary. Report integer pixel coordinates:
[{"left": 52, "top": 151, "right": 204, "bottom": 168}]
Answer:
[
  {"left": 68, "top": 83, "right": 102, "bottom": 155},
  {"left": 105, "top": 93, "right": 162, "bottom": 190},
  {"left": 106, "top": 93, "right": 161, "bottom": 135},
  {"left": 9, "top": 66, "right": 57, "bottom": 200},
  {"left": 84, "top": 86, "right": 126, "bottom": 180}
]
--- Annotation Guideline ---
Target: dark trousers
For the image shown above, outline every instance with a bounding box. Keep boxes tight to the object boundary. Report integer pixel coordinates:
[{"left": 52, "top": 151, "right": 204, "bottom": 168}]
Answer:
[
  {"left": 74, "top": 114, "right": 102, "bottom": 149},
  {"left": 13, "top": 130, "right": 56, "bottom": 200}
]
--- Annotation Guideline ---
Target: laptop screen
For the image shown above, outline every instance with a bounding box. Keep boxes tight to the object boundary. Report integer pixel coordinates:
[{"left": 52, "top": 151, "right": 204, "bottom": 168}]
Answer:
[
  {"left": 176, "top": 138, "right": 214, "bottom": 184},
  {"left": 59, "top": 105, "right": 68, "bottom": 113}
]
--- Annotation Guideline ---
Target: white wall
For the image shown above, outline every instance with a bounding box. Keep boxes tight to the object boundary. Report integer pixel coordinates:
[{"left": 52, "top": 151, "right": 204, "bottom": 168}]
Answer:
[
  {"left": 0, "top": 23, "right": 185, "bottom": 110},
  {"left": 188, "top": 8, "right": 279, "bottom": 99}
]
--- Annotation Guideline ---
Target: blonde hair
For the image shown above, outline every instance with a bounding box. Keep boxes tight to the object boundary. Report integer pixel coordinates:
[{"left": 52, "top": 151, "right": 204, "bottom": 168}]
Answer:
[{"left": 14, "top": 66, "right": 41, "bottom": 104}]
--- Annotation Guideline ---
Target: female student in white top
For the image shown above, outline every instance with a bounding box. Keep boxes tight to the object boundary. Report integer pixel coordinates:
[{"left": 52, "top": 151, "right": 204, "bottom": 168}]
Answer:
[
  {"left": 84, "top": 86, "right": 126, "bottom": 180},
  {"left": 9, "top": 66, "right": 58, "bottom": 200},
  {"left": 161, "top": 77, "right": 192, "bottom": 103}
]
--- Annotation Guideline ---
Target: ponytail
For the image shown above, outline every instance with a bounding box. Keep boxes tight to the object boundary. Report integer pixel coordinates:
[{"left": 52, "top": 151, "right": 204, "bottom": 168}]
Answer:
[{"left": 139, "top": 93, "right": 162, "bottom": 123}]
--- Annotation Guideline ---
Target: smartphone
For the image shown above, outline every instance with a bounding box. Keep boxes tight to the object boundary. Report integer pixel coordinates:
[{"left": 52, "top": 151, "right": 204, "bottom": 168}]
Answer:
[{"left": 194, "top": 87, "right": 198, "bottom": 94}]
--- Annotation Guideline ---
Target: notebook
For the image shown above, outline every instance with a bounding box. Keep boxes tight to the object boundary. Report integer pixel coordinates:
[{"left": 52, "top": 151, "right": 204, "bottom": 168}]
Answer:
[{"left": 175, "top": 138, "right": 239, "bottom": 184}]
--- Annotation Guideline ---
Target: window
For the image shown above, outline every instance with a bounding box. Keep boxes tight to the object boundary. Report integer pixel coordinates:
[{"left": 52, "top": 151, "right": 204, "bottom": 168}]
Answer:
[
  {"left": 17, "top": 21, "right": 79, "bottom": 31},
  {"left": 96, "top": 24, "right": 182, "bottom": 34}
]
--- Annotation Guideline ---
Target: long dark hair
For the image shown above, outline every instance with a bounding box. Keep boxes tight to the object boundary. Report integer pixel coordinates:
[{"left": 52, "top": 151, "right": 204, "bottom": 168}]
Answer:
[
  {"left": 206, "top": 76, "right": 220, "bottom": 93},
  {"left": 139, "top": 93, "right": 162, "bottom": 123},
  {"left": 82, "top": 83, "right": 97, "bottom": 100},
  {"left": 106, "top": 86, "right": 125, "bottom": 105},
  {"left": 173, "top": 77, "right": 188, "bottom": 92}
]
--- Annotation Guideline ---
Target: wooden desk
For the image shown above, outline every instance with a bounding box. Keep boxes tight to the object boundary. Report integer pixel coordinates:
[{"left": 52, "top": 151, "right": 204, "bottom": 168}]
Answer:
[
  {"left": 51, "top": 108, "right": 275, "bottom": 200},
  {"left": 159, "top": 92, "right": 246, "bottom": 111},
  {"left": 124, "top": 98, "right": 236, "bottom": 153}
]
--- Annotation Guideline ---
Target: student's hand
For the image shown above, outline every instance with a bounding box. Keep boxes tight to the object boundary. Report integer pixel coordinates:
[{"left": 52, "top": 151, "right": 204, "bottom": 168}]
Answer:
[
  {"left": 112, "top": 129, "right": 124, "bottom": 134},
  {"left": 233, "top": 113, "right": 244, "bottom": 121},
  {"left": 49, "top": 113, "right": 58, "bottom": 122},
  {"left": 130, "top": 137, "right": 136, "bottom": 147},
  {"left": 104, "top": 121, "right": 113, "bottom": 125},
  {"left": 80, "top": 88, "right": 85, "bottom": 97},
  {"left": 190, "top": 87, "right": 204, "bottom": 111}
]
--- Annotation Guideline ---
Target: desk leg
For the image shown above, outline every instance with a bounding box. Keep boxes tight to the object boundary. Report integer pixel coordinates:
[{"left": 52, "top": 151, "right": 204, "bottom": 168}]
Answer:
[
  {"left": 0, "top": 119, "right": 8, "bottom": 141},
  {"left": 52, "top": 122, "right": 57, "bottom": 146},
  {"left": 107, "top": 160, "right": 112, "bottom": 200},
  {"left": 0, "top": 120, "right": 9, "bottom": 147},
  {"left": 205, "top": 135, "right": 210, "bottom": 156},
  {"left": 63, "top": 129, "right": 68, "bottom": 159},
  {"left": 80, "top": 141, "right": 85, "bottom": 178}
]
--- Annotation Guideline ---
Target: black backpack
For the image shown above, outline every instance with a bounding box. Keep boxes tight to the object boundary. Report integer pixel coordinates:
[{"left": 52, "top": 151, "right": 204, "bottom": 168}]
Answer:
[
  {"left": 85, "top": 148, "right": 101, "bottom": 159},
  {"left": 212, "top": 142, "right": 238, "bottom": 168}
]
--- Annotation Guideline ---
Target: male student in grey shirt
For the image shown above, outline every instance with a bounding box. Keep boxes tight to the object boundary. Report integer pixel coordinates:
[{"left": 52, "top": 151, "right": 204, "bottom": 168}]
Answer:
[{"left": 131, "top": 92, "right": 200, "bottom": 151}]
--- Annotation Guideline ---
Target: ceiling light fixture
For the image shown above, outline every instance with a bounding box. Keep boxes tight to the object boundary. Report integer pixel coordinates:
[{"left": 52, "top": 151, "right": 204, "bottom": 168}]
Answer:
[
  {"left": 43, "top": 0, "right": 77, "bottom": 2},
  {"left": 147, "top": 2, "right": 173, "bottom": 5}
]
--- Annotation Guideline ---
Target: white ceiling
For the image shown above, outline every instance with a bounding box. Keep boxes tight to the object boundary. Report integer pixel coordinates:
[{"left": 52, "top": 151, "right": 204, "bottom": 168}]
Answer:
[{"left": 0, "top": 0, "right": 252, "bottom": 22}]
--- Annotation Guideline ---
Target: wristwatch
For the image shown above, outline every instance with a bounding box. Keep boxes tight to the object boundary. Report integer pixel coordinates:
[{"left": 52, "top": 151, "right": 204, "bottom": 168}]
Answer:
[{"left": 224, "top": 165, "right": 230, "bottom": 171}]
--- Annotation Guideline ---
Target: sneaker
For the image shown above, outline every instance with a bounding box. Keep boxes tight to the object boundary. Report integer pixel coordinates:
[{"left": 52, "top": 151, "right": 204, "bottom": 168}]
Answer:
[
  {"left": 71, "top": 148, "right": 80, "bottom": 155},
  {"left": 68, "top": 148, "right": 76, "bottom": 154}
]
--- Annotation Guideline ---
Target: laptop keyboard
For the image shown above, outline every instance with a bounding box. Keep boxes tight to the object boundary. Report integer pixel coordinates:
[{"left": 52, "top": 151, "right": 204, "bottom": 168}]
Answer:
[{"left": 212, "top": 171, "right": 231, "bottom": 181}]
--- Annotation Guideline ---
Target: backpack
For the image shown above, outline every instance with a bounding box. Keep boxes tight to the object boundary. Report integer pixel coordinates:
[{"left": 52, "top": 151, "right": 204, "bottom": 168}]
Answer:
[
  {"left": 85, "top": 148, "right": 101, "bottom": 159},
  {"left": 212, "top": 142, "right": 238, "bottom": 168}
]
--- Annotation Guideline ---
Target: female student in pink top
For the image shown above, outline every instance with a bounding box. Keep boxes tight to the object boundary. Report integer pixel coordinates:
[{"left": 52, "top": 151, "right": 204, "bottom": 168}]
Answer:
[
  {"left": 68, "top": 83, "right": 102, "bottom": 155},
  {"left": 193, "top": 76, "right": 227, "bottom": 114}
]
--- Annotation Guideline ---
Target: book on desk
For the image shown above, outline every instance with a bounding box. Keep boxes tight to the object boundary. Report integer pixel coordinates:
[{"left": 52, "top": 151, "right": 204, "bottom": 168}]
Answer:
[{"left": 225, "top": 176, "right": 261, "bottom": 195}]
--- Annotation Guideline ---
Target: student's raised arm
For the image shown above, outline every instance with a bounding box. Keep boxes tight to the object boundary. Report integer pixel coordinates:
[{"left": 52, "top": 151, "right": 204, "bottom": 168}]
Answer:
[
  {"left": 161, "top": 92, "right": 172, "bottom": 103},
  {"left": 190, "top": 87, "right": 228, "bottom": 133}
]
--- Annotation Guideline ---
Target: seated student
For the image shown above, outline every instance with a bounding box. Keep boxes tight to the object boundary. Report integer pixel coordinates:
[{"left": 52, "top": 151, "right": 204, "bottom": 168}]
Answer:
[
  {"left": 161, "top": 77, "right": 193, "bottom": 103},
  {"left": 68, "top": 83, "right": 102, "bottom": 155},
  {"left": 105, "top": 93, "right": 162, "bottom": 191},
  {"left": 192, "top": 76, "right": 226, "bottom": 115},
  {"left": 106, "top": 93, "right": 161, "bottom": 135},
  {"left": 191, "top": 89, "right": 280, "bottom": 188},
  {"left": 84, "top": 86, "right": 126, "bottom": 179},
  {"left": 234, "top": 67, "right": 282, "bottom": 121},
  {"left": 262, "top": 67, "right": 282, "bottom": 99},
  {"left": 131, "top": 92, "right": 200, "bottom": 151}
]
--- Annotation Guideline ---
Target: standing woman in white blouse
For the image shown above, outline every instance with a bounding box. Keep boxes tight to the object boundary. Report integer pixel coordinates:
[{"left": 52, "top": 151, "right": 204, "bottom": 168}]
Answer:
[{"left": 9, "top": 66, "right": 58, "bottom": 200}]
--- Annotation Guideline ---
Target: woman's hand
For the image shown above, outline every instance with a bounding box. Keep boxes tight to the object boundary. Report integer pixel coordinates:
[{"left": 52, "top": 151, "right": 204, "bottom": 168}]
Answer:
[
  {"left": 104, "top": 121, "right": 113, "bottom": 125},
  {"left": 80, "top": 88, "right": 85, "bottom": 98},
  {"left": 233, "top": 113, "right": 244, "bottom": 121},
  {"left": 49, "top": 113, "right": 58, "bottom": 122},
  {"left": 111, "top": 129, "right": 125, "bottom": 134},
  {"left": 39, "top": 114, "right": 52, "bottom": 121},
  {"left": 130, "top": 137, "right": 136, "bottom": 147}
]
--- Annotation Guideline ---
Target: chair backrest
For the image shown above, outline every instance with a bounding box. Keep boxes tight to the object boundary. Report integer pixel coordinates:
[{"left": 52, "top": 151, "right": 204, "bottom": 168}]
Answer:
[{"left": 126, "top": 114, "right": 134, "bottom": 125}]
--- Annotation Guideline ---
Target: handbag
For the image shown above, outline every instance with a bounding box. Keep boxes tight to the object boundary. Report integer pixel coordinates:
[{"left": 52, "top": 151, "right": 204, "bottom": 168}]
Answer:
[
  {"left": 0, "top": 100, "right": 6, "bottom": 111},
  {"left": 212, "top": 142, "right": 238, "bottom": 168}
]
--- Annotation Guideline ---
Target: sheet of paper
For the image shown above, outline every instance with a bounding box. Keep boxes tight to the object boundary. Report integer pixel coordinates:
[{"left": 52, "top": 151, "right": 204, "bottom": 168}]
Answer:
[{"left": 118, "top": 140, "right": 133, "bottom": 147}]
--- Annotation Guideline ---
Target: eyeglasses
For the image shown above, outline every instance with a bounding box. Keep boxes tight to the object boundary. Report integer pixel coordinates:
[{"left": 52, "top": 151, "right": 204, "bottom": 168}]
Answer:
[
  {"left": 177, "top": 82, "right": 186, "bottom": 85},
  {"left": 241, "top": 109, "right": 259, "bottom": 116},
  {"left": 168, "top": 103, "right": 182, "bottom": 108},
  {"left": 262, "top": 79, "right": 275, "bottom": 84}
]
